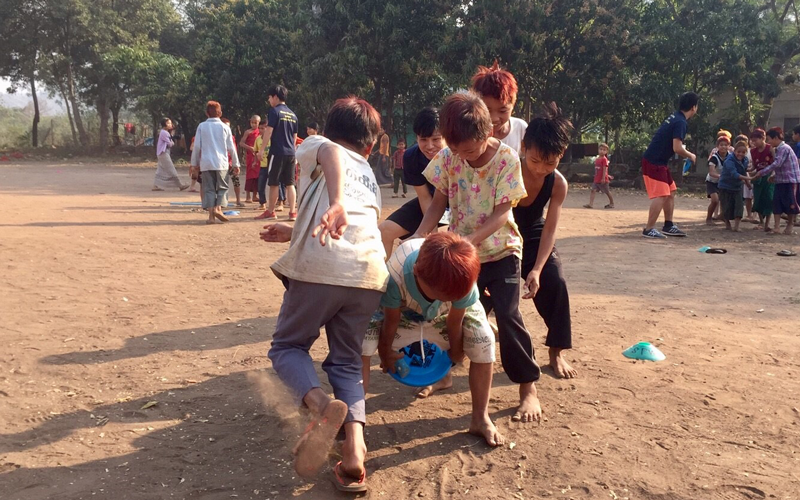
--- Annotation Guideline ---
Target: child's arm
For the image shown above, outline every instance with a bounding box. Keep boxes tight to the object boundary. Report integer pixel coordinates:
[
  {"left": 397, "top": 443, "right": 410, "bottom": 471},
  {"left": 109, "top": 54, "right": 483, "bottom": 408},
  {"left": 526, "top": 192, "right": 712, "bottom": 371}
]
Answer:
[
  {"left": 239, "top": 130, "right": 254, "bottom": 152},
  {"left": 445, "top": 307, "right": 466, "bottom": 364},
  {"left": 523, "top": 173, "right": 567, "bottom": 299},
  {"left": 311, "top": 142, "right": 349, "bottom": 245},
  {"left": 412, "top": 190, "right": 448, "bottom": 237},
  {"left": 464, "top": 201, "right": 512, "bottom": 246},
  {"left": 708, "top": 161, "right": 720, "bottom": 179},
  {"left": 190, "top": 126, "right": 201, "bottom": 167},
  {"left": 378, "top": 307, "right": 404, "bottom": 373}
]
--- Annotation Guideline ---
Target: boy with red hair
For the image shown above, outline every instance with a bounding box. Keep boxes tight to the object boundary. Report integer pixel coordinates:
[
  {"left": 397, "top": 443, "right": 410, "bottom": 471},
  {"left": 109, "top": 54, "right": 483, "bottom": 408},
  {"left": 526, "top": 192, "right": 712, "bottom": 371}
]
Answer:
[
  {"left": 472, "top": 61, "right": 527, "bottom": 155},
  {"left": 361, "top": 232, "right": 502, "bottom": 447}
]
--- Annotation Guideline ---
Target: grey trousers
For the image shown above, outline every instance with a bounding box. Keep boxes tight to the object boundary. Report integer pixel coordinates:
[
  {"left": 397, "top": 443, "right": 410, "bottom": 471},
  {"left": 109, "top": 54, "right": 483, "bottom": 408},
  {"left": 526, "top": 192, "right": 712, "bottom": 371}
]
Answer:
[
  {"left": 268, "top": 278, "right": 382, "bottom": 424},
  {"left": 201, "top": 170, "right": 229, "bottom": 209}
]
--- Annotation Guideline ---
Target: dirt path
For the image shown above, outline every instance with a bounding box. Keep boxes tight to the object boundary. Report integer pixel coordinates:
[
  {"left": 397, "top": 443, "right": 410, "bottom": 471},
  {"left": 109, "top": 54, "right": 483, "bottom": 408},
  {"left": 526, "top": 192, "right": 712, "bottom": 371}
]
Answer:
[{"left": 1, "top": 160, "right": 799, "bottom": 500}]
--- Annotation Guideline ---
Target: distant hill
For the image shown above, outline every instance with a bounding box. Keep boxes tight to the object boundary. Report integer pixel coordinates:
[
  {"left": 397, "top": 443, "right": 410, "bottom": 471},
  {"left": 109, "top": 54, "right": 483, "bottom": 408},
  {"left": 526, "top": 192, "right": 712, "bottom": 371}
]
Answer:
[{"left": 0, "top": 92, "right": 67, "bottom": 116}]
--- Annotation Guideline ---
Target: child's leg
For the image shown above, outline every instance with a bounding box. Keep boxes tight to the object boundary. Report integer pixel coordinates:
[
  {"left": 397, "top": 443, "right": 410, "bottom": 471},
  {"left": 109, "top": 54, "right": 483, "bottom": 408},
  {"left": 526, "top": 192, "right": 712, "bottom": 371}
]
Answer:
[
  {"left": 392, "top": 170, "right": 400, "bottom": 195},
  {"left": 733, "top": 218, "right": 741, "bottom": 231},
  {"left": 468, "top": 362, "right": 503, "bottom": 446},
  {"left": 401, "top": 174, "right": 407, "bottom": 195},
  {"left": 479, "top": 256, "right": 541, "bottom": 422},
  {"left": 585, "top": 190, "right": 596, "bottom": 208},
  {"left": 706, "top": 194, "right": 718, "bottom": 223},
  {"left": 529, "top": 249, "right": 577, "bottom": 379},
  {"left": 786, "top": 214, "right": 797, "bottom": 234},
  {"left": 322, "top": 287, "right": 382, "bottom": 478},
  {"left": 606, "top": 190, "right": 615, "bottom": 207},
  {"left": 257, "top": 169, "right": 269, "bottom": 209}
]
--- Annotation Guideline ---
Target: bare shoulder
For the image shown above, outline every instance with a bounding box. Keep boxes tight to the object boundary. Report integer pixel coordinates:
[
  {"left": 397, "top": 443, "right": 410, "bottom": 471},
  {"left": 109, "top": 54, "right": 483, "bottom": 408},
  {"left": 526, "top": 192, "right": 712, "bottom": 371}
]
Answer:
[{"left": 554, "top": 169, "right": 568, "bottom": 193}]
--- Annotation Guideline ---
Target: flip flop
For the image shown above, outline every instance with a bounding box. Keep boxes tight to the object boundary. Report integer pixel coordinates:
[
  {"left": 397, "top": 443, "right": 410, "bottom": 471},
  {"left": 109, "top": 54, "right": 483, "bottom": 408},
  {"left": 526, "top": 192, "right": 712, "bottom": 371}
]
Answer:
[
  {"left": 333, "top": 461, "right": 367, "bottom": 493},
  {"left": 777, "top": 250, "right": 797, "bottom": 257},
  {"left": 582, "top": 204, "right": 593, "bottom": 209},
  {"left": 293, "top": 400, "right": 348, "bottom": 478},
  {"left": 604, "top": 204, "right": 614, "bottom": 209},
  {"left": 704, "top": 248, "right": 727, "bottom": 254}
]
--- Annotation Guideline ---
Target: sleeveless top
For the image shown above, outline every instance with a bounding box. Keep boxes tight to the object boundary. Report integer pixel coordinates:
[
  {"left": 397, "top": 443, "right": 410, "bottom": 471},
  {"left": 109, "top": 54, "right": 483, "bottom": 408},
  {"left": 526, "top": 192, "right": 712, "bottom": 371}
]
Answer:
[{"left": 512, "top": 172, "right": 555, "bottom": 242}]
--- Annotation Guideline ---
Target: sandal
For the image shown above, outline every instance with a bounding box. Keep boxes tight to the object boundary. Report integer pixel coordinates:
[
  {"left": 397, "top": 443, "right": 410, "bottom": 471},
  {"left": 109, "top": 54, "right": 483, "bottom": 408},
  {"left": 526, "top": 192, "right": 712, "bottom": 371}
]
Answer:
[
  {"left": 604, "top": 204, "right": 614, "bottom": 209},
  {"left": 582, "top": 204, "right": 593, "bottom": 209},
  {"left": 777, "top": 250, "right": 797, "bottom": 257},
  {"left": 293, "top": 400, "right": 348, "bottom": 478},
  {"left": 704, "top": 248, "right": 727, "bottom": 254},
  {"left": 333, "top": 461, "right": 367, "bottom": 493}
]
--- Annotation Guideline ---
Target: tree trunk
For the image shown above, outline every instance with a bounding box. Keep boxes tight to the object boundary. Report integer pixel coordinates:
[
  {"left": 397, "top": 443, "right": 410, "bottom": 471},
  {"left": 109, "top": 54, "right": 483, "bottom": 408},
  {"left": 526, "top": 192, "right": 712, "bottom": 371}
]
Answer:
[
  {"left": 736, "top": 87, "right": 753, "bottom": 135},
  {"left": 29, "top": 74, "right": 40, "bottom": 148},
  {"left": 66, "top": 63, "right": 89, "bottom": 147},
  {"left": 97, "top": 95, "right": 109, "bottom": 152},
  {"left": 179, "top": 110, "right": 193, "bottom": 155},
  {"left": 385, "top": 86, "right": 395, "bottom": 137},
  {"left": 111, "top": 103, "right": 122, "bottom": 146},
  {"left": 372, "top": 78, "right": 383, "bottom": 119},
  {"left": 57, "top": 80, "right": 78, "bottom": 145}
]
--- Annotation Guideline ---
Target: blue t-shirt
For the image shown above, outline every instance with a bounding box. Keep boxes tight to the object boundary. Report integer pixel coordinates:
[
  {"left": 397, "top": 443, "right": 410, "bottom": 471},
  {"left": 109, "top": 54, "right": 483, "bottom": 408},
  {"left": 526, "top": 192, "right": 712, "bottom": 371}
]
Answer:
[
  {"left": 718, "top": 155, "right": 748, "bottom": 190},
  {"left": 380, "top": 245, "right": 478, "bottom": 321},
  {"left": 792, "top": 142, "right": 800, "bottom": 159},
  {"left": 267, "top": 103, "right": 298, "bottom": 157},
  {"left": 643, "top": 111, "right": 689, "bottom": 165},
  {"left": 402, "top": 144, "right": 435, "bottom": 196}
]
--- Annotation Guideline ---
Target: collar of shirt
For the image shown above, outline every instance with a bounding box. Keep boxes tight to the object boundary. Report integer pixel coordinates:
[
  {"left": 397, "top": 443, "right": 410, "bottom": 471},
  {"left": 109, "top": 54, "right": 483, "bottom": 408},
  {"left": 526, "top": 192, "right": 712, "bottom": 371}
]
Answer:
[{"left": 402, "top": 253, "right": 441, "bottom": 320}]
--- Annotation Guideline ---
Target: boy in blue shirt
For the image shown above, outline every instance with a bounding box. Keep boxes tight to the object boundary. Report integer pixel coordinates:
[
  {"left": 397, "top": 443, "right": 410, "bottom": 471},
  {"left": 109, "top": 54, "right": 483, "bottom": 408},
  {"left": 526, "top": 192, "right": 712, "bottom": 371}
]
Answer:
[{"left": 718, "top": 141, "right": 753, "bottom": 232}]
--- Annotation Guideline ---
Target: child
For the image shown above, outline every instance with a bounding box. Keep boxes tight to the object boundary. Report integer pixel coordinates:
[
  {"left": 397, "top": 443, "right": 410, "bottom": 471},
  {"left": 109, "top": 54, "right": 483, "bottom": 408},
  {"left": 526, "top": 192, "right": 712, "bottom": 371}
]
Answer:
[
  {"left": 735, "top": 134, "right": 757, "bottom": 222},
  {"left": 260, "top": 97, "right": 387, "bottom": 492},
  {"left": 718, "top": 141, "right": 752, "bottom": 232},
  {"left": 792, "top": 125, "right": 800, "bottom": 158},
  {"left": 368, "top": 133, "right": 393, "bottom": 185},
  {"left": 414, "top": 91, "right": 543, "bottom": 423},
  {"left": 391, "top": 139, "right": 407, "bottom": 198},
  {"left": 239, "top": 115, "right": 262, "bottom": 204},
  {"left": 751, "top": 127, "right": 800, "bottom": 234},
  {"left": 584, "top": 143, "right": 614, "bottom": 209},
  {"left": 306, "top": 121, "right": 319, "bottom": 136},
  {"left": 253, "top": 122, "right": 270, "bottom": 210},
  {"left": 750, "top": 128, "right": 775, "bottom": 232},
  {"left": 471, "top": 61, "right": 527, "bottom": 155},
  {"left": 514, "top": 104, "right": 578, "bottom": 379},
  {"left": 378, "top": 108, "right": 446, "bottom": 257},
  {"left": 706, "top": 135, "right": 729, "bottom": 224},
  {"left": 190, "top": 101, "right": 240, "bottom": 224},
  {"left": 152, "top": 117, "right": 189, "bottom": 192},
  {"left": 221, "top": 118, "right": 243, "bottom": 207},
  {"left": 361, "top": 233, "right": 503, "bottom": 446}
]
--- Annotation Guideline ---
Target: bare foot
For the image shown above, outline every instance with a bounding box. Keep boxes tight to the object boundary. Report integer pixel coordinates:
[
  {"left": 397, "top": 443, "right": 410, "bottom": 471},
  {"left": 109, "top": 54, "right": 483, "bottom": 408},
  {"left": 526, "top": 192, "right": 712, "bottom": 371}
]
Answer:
[
  {"left": 417, "top": 372, "right": 453, "bottom": 398},
  {"left": 706, "top": 219, "right": 715, "bottom": 226},
  {"left": 512, "top": 383, "right": 542, "bottom": 423},
  {"left": 549, "top": 348, "right": 578, "bottom": 379},
  {"left": 152, "top": 186, "right": 164, "bottom": 191},
  {"left": 783, "top": 229, "right": 797, "bottom": 235},
  {"left": 469, "top": 416, "right": 505, "bottom": 447}
]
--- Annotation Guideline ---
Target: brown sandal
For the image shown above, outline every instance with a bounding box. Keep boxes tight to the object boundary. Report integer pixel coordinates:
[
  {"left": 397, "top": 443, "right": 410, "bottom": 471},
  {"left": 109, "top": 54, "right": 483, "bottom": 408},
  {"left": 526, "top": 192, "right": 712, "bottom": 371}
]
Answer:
[
  {"left": 293, "top": 400, "right": 348, "bottom": 478},
  {"left": 333, "top": 461, "right": 367, "bottom": 493}
]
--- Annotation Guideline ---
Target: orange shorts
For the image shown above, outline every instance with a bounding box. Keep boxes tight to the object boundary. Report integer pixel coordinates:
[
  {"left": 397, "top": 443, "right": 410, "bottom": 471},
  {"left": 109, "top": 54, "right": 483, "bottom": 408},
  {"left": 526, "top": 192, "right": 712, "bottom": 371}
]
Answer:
[{"left": 641, "top": 158, "right": 677, "bottom": 199}]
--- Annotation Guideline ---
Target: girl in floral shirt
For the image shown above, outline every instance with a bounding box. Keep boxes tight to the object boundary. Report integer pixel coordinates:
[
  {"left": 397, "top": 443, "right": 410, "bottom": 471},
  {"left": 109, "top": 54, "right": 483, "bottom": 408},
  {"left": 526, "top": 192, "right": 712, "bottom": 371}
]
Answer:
[{"left": 414, "top": 91, "right": 543, "bottom": 425}]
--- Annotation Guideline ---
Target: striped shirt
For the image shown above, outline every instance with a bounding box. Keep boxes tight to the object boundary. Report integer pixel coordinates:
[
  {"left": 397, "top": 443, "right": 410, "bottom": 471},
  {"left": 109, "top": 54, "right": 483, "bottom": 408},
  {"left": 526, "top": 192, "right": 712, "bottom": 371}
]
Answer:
[{"left": 758, "top": 142, "right": 800, "bottom": 184}]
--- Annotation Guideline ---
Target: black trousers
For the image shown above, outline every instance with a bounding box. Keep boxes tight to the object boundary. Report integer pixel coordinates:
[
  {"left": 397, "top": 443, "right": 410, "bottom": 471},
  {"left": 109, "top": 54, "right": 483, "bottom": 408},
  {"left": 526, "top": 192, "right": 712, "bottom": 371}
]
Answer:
[
  {"left": 522, "top": 243, "right": 572, "bottom": 350},
  {"left": 478, "top": 255, "right": 541, "bottom": 384}
]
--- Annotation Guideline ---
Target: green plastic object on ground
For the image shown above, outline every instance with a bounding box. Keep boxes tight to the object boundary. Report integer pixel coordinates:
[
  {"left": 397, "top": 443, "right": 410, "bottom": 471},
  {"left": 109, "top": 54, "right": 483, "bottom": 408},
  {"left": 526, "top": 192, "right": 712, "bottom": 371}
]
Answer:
[{"left": 622, "top": 342, "right": 666, "bottom": 362}]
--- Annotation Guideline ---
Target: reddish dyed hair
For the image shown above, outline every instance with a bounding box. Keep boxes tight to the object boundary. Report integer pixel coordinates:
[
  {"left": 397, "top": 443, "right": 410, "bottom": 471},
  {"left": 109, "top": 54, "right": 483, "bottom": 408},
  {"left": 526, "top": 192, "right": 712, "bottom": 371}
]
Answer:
[
  {"left": 324, "top": 96, "right": 382, "bottom": 152},
  {"left": 767, "top": 127, "right": 783, "bottom": 140},
  {"left": 471, "top": 61, "right": 518, "bottom": 105},
  {"left": 414, "top": 232, "right": 481, "bottom": 300},
  {"left": 206, "top": 101, "right": 222, "bottom": 118},
  {"left": 750, "top": 128, "right": 766, "bottom": 139},
  {"left": 440, "top": 91, "right": 493, "bottom": 145}
]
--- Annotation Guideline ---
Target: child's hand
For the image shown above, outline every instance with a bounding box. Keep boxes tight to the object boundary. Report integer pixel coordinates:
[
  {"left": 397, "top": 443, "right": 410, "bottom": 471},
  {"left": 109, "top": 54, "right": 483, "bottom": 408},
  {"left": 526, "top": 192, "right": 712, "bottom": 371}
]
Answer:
[
  {"left": 260, "top": 223, "right": 293, "bottom": 243},
  {"left": 607, "top": 175, "right": 614, "bottom": 180},
  {"left": 522, "top": 270, "right": 541, "bottom": 300},
  {"left": 312, "top": 202, "right": 348, "bottom": 246},
  {"left": 378, "top": 345, "right": 405, "bottom": 374},
  {"left": 448, "top": 345, "right": 465, "bottom": 364},
  {"left": 233, "top": 167, "right": 240, "bottom": 176}
]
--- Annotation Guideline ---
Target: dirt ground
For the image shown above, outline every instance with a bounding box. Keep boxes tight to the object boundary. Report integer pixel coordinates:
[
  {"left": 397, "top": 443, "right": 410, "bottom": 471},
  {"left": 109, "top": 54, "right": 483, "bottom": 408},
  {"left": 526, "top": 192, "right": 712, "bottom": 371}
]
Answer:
[{"left": 1, "top": 160, "right": 799, "bottom": 500}]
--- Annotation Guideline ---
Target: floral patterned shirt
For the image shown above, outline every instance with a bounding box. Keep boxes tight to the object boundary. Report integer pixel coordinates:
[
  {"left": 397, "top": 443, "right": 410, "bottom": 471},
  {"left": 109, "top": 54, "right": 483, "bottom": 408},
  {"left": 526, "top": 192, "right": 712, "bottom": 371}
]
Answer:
[{"left": 423, "top": 143, "right": 527, "bottom": 263}]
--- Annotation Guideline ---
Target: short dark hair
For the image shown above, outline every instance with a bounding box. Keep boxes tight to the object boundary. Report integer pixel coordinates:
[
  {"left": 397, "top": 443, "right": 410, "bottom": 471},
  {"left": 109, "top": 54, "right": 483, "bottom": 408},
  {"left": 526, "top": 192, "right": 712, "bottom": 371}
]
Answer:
[
  {"left": 160, "top": 117, "right": 171, "bottom": 127},
  {"left": 440, "top": 91, "right": 493, "bottom": 145},
  {"left": 792, "top": 125, "right": 800, "bottom": 136},
  {"left": 522, "top": 102, "right": 574, "bottom": 159},
  {"left": 678, "top": 92, "right": 699, "bottom": 112},
  {"left": 307, "top": 121, "right": 319, "bottom": 131},
  {"left": 268, "top": 85, "right": 288, "bottom": 102},
  {"left": 767, "top": 127, "right": 784, "bottom": 140},
  {"left": 324, "top": 96, "right": 382, "bottom": 152},
  {"left": 413, "top": 107, "right": 440, "bottom": 138}
]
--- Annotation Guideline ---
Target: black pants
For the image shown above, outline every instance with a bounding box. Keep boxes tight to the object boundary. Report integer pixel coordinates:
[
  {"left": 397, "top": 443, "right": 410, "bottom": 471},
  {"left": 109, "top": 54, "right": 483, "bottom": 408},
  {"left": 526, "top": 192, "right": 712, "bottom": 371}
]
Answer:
[
  {"left": 522, "top": 243, "right": 572, "bottom": 350},
  {"left": 478, "top": 255, "right": 540, "bottom": 384}
]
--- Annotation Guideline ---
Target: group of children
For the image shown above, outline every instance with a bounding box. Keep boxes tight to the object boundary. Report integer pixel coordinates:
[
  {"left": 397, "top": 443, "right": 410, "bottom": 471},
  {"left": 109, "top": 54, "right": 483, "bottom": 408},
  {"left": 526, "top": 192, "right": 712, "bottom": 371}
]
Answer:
[
  {"left": 260, "top": 63, "right": 577, "bottom": 493},
  {"left": 706, "top": 127, "right": 800, "bottom": 234}
]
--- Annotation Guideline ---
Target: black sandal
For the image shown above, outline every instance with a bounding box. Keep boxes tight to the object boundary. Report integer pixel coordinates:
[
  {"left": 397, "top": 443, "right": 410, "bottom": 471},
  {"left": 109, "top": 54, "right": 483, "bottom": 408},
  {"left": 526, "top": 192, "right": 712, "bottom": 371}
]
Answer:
[
  {"left": 704, "top": 248, "right": 727, "bottom": 254},
  {"left": 777, "top": 250, "right": 797, "bottom": 257}
]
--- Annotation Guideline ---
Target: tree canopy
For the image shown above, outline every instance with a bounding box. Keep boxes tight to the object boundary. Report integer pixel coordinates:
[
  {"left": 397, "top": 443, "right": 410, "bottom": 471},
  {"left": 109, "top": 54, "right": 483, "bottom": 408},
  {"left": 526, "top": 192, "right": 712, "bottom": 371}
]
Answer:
[{"left": 2, "top": 0, "right": 799, "bottom": 150}]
